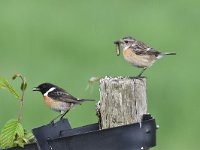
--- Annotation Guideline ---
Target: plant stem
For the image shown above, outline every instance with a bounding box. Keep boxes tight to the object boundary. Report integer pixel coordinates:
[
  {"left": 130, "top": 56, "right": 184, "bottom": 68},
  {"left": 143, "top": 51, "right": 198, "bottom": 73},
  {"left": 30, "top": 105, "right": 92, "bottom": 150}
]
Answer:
[{"left": 17, "top": 75, "right": 26, "bottom": 124}]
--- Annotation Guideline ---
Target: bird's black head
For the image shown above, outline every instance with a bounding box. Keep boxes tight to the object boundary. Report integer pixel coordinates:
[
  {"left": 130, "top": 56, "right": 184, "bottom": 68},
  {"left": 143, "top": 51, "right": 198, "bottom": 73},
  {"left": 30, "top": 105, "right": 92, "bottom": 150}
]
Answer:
[{"left": 33, "top": 83, "right": 56, "bottom": 95}]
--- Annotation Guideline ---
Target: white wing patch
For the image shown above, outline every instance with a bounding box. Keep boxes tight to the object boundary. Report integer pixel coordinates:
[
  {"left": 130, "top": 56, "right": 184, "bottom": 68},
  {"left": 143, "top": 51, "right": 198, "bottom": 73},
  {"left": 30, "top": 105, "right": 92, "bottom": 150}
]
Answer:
[
  {"left": 146, "top": 48, "right": 151, "bottom": 51},
  {"left": 156, "top": 54, "right": 163, "bottom": 59},
  {"left": 44, "top": 87, "right": 56, "bottom": 96}
]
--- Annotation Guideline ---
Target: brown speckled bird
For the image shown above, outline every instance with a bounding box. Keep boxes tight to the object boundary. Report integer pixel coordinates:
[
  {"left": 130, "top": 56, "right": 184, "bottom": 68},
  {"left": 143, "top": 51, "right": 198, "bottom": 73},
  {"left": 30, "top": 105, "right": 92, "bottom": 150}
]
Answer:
[{"left": 114, "top": 36, "right": 176, "bottom": 76}]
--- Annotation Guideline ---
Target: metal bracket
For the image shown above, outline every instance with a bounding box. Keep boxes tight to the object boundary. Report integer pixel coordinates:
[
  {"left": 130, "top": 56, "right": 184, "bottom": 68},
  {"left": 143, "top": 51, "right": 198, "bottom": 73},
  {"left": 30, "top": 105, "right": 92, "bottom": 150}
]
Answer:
[{"left": 32, "top": 114, "right": 158, "bottom": 150}]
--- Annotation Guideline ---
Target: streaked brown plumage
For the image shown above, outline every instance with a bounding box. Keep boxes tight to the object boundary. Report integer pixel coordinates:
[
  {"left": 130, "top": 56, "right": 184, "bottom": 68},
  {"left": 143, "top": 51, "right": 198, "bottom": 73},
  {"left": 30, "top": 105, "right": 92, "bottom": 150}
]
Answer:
[{"left": 114, "top": 36, "right": 176, "bottom": 76}]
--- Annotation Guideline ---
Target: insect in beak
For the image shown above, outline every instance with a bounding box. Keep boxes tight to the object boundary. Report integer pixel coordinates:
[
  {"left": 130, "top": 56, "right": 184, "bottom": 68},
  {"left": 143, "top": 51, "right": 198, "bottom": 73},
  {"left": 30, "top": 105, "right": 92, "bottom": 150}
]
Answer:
[{"left": 114, "top": 41, "right": 121, "bottom": 56}]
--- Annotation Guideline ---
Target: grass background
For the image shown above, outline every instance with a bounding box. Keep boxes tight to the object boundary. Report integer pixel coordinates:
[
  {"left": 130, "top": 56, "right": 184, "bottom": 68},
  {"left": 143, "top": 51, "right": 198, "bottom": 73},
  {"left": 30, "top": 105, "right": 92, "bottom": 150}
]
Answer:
[{"left": 0, "top": 0, "right": 199, "bottom": 149}]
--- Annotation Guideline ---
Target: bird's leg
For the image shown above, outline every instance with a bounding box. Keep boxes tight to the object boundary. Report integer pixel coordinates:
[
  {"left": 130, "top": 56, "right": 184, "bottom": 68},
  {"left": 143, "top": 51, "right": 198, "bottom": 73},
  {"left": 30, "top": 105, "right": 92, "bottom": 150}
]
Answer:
[
  {"left": 137, "top": 67, "right": 147, "bottom": 77},
  {"left": 60, "top": 110, "right": 70, "bottom": 120},
  {"left": 50, "top": 113, "right": 63, "bottom": 124}
]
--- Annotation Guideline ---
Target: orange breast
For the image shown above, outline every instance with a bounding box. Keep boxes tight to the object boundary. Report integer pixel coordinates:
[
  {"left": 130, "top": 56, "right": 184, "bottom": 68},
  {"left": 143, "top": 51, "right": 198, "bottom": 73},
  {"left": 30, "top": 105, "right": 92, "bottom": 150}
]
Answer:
[
  {"left": 43, "top": 96, "right": 71, "bottom": 112},
  {"left": 123, "top": 48, "right": 155, "bottom": 68},
  {"left": 43, "top": 96, "right": 57, "bottom": 108}
]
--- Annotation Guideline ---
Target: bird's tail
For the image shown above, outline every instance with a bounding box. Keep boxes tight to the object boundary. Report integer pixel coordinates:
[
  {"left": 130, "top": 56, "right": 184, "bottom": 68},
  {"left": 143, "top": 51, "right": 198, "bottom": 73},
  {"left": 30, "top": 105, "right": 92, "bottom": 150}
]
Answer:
[
  {"left": 157, "top": 52, "right": 176, "bottom": 59},
  {"left": 78, "top": 99, "right": 96, "bottom": 104},
  {"left": 163, "top": 52, "right": 176, "bottom": 55}
]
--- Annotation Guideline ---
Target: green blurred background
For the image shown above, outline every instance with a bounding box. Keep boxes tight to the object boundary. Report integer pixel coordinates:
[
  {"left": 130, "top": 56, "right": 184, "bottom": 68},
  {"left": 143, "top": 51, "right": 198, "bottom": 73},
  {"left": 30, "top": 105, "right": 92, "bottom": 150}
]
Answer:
[{"left": 0, "top": 0, "right": 199, "bottom": 149}]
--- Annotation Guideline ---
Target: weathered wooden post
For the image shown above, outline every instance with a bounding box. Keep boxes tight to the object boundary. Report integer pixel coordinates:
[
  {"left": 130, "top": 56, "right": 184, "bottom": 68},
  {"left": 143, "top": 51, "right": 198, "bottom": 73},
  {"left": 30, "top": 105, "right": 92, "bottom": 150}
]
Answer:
[{"left": 99, "top": 76, "right": 147, "bottom": 129}]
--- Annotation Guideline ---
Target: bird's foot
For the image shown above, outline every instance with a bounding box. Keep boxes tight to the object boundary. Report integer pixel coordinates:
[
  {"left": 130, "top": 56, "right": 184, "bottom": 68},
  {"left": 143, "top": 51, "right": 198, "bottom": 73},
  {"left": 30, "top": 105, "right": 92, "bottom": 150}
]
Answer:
[
  {"left": 59, "top": 116, "right": 65, "bottom": 121},
  {"left": 50, "top": 120, "right": 55, "bottom": 125},
  {"left": 137, "top": 72, "right": 143, "bottom": 78},
  {"left": 130, "top": 75, "right": 146, "bottom": 80}
]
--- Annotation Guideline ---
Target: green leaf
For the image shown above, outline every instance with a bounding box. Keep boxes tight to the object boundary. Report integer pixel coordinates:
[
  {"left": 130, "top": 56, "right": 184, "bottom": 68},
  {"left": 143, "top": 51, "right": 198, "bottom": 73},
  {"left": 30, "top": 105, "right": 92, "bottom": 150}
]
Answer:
[
  {"left": 0, "top": 119, "right": 25, "bottom": 148},
  {"left": 24, "top": 131, "right": 36, "bottom": 143},
  {"left": 16, "top": 123, "right": 24, "bottom": 138},
  {"left": 0, "top": 77, "right": 20, "bottom": 100},
  {"left": 14, "top": 138, "right": 24, "bottom": 148}
]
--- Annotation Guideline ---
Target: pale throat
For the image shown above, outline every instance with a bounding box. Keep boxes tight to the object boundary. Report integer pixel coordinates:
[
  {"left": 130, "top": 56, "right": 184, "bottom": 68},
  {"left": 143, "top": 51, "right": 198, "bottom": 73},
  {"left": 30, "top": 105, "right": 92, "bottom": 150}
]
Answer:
[
  {"left": 124, "top": 45, "right": 131, "bottom": 50},
  {"left": 44, "top": 87, "right": 56, "bottom": 96},
  {"left": 123, "top": 43, "right": 136, "bottom": 51}
]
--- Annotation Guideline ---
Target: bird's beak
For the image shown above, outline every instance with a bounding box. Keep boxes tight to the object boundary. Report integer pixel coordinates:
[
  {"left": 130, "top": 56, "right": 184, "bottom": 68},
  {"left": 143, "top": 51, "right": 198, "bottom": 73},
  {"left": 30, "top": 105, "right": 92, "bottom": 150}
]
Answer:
[
  {"left": 114, "top": 40, "right": 122, "bottom": 56},
  {"left": 32, "top": 87, "right": 40, "bottom": 91},
  {"left": 114, "top": 40, "right": 123, "bottom": 45}
]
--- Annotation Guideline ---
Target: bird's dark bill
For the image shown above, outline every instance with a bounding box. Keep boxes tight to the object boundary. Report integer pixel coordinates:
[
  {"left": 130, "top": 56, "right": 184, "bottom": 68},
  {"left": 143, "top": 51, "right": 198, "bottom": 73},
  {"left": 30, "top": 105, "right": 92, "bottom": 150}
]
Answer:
[
  {"left": 114, "top": 40, "right": 120, "bottom": 44},
  {"left": 32, "top": 87, "right": 40, "bottom": 91}
]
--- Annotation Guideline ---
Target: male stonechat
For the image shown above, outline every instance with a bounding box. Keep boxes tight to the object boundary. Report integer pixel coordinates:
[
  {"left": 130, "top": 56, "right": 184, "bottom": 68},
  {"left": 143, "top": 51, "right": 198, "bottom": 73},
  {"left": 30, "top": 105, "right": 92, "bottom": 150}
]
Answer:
[{"left": 33, "top": 83, "right": 95, "bottom": 122}]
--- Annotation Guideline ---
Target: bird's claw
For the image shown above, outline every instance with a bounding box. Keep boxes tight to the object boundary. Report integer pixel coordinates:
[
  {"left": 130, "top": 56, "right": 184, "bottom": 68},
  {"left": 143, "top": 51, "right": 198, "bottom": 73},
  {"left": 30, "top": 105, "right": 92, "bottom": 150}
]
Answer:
[{"left": 50, "top": 120, "right": 55, "bottom": 125}]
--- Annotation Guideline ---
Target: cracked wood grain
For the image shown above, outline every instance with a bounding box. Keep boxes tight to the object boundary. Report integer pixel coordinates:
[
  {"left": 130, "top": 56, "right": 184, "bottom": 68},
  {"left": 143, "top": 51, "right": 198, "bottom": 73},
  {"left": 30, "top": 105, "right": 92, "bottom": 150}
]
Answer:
[{"left": 99, "top": 76, "right": 147, "bottom": 129}]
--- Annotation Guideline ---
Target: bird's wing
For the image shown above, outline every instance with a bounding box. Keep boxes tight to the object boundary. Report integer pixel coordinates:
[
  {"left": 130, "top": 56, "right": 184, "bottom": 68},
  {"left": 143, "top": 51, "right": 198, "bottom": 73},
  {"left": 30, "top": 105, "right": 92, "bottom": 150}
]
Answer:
[
  {"left": 131, "top": 41, "right": 161, "bottom": 57},
  {"left": 48, "top": 88, "right": 81, "bottom": 104}
]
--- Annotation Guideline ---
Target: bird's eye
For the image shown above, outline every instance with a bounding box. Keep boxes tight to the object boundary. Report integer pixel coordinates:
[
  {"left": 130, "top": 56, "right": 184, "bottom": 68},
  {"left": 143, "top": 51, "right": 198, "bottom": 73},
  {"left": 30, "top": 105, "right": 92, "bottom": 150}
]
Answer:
[{"left": 124, "top": 40, "right": 128, "bottom": 43}]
